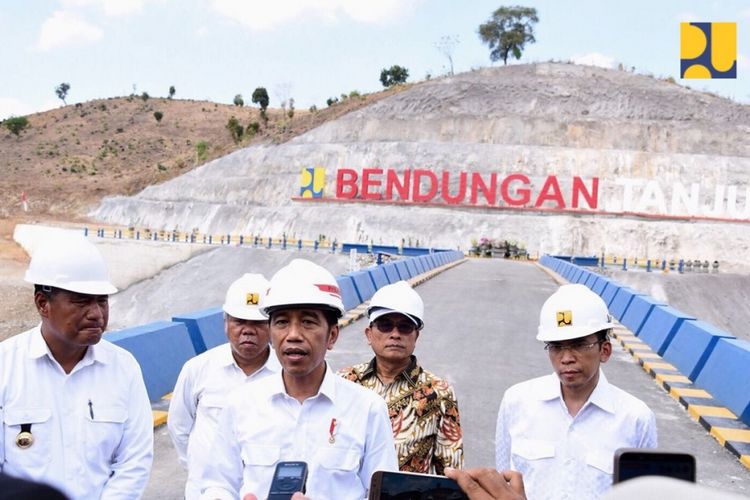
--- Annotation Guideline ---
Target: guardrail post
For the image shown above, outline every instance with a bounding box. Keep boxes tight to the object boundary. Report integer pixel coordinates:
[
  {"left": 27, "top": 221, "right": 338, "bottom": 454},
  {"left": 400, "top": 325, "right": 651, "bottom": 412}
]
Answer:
[
  {"left": 661, "top": 259, "right": 666, "bottom": 271},
  {"left": 297, "top": 239, "right": 302, "bottom": 251},
  {"left": 622, "top": 258, "right": 627, "bottom": 271},
  {"left": 267, "top": 237, "right": 272, "bottom": 249},
  {"left": 678, "top": 259, "right": 684, "bottom": 274},
  {"left": 282, "top": 237, "right": 287, "bottom": 250},
  {"left": 254, "top": 235, "right": 259, "bottom": 247},
  {"left": 646, "top": 260, "right": 651, "bottom": 272},
  {"left": 314, "top": 240, "right": 319, "bottom": 252},
  {"left": 209, "top": 235, "right": 213, "bottom": 245},
  {"left": 239, "top": 235, "right": 244, "bottom": 246}
]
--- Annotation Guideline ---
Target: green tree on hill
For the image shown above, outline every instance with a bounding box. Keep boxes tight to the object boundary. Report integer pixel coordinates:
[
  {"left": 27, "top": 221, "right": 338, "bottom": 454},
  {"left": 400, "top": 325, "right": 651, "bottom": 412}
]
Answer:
[
  {"left": 4, "top": 116, "right": 30, "bottom": 137},
  {"left": 233, "top": 94, "right": 244, "bottom": 107},
  {"left": 380, "top": 65, "right": 409, "bottom": 87},
  {"left": 168, "top": 86, "right": 176, "bottom": 99},
  {"left": 153, "top": 111, "right": 163, "bottom": 123},
  {"left": 55, "top": 82, "right": 70, "bottom": 105},
  {"left": 252, "top": 87, "right": 269, "bottom": 123},
  {"left": 478, "top": 6, "right": 539, "bottom": 65}
]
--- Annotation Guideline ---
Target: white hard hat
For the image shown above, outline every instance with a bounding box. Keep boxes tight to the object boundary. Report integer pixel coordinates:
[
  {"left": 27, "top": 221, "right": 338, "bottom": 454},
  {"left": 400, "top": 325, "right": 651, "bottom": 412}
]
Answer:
[
  {"left": 537, "top": 284, "right": 614, "bottom": 342},
  {"left": 24, "top": 234, "right": 117, "bottom": 295},
  {"left": 262, "top": 259, "right": 345, "bottom": 318},
  {"left": 223, "top": 273, "right": 270, "bottom": 321},
  {"left": 367, "top": 280, "right": 424, "bottom": 330}
]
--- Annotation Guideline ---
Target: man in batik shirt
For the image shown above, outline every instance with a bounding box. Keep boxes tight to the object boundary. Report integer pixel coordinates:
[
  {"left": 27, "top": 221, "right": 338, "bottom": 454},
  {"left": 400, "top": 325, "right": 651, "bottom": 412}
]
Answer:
[{"left": 339, "top": 281, "right": 463, "bottom": 474}]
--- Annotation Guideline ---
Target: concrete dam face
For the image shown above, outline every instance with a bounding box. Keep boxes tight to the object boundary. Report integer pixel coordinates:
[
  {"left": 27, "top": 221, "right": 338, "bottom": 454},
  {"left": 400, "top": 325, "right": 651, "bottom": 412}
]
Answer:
[{"left": 93, "top": 63, "right": 750, "bottom": 268}]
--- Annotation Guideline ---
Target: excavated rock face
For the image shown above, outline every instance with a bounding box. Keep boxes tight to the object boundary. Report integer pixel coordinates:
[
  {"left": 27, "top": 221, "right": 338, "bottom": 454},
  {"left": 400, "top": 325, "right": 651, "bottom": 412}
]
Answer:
[{"left": 94, "top": 63, "right": 750, "bottom": 268}]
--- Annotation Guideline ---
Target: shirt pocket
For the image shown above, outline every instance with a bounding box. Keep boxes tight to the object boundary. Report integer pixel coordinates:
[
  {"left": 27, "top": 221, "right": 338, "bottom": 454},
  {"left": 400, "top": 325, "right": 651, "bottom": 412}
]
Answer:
[
  {"left": 241, "top": 443, "right": 281, "bottom": 468},
  {"left": 85, "top": 407, "right": 128, "bottom": 464},
  {"left": 4, "top": 407, "right": 53, "bottom": 469},
  {"left": 197, "top": 394, "right": 225, "bottom": 426},
  {"left": 510, "top": 438, "right": 555, "bottom": 473},
  {"left": 316, "top": 447, "right": 361, "bottom": 472},
  {"left": 585, "top": 448, "right": 614, "bottom": 474}
]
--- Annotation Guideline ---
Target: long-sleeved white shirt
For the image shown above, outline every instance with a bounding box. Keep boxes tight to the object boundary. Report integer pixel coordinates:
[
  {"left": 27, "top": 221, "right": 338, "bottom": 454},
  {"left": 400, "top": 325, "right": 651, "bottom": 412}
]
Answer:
[
  {"left": 0, "top": 326, "right": 153, "bottom": 500},
  {"left": 199, "top": 364, "right": 399, "bottom": 500},
  {"left": 167, "top": 342, "right": 280, "bottom": 499},
  {"left": 495, "top": 371, "right": 657, "bottom": 500}
]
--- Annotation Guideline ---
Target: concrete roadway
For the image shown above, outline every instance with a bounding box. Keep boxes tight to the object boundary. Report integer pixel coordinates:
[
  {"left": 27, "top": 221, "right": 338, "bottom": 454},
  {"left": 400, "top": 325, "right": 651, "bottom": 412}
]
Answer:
[{"left": 145, "top": 258, "right": 749, "bottom": 498}]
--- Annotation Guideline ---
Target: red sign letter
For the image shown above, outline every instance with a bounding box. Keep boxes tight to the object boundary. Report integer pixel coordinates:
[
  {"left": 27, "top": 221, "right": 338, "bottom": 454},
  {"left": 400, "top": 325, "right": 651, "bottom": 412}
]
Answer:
[
  {"left": 501, "top": 173, "right": 531, "bottom": 206},
  {"left": 572, "top": 176, "right": 598, "bottom": 209},
  {"left": 441, "top": 171, "right": 466, "bottom": 204},
  {"left": 336, "top": 169, "right": 358, "bottom": 199},
  {"left": 386, "top": 169, "right": 410, "bottom": 201},
  {"left": 470, "top": 172, "right": 497, "bottom": 205},
  {"left": 534, "top": 175, "right": 565, "bottom": 209},
  {"left": 412, "top": 169, "right": 438, "bottom": 202},
  {"left": 361, "top": 168, "right": 383, "bottom": 200}
]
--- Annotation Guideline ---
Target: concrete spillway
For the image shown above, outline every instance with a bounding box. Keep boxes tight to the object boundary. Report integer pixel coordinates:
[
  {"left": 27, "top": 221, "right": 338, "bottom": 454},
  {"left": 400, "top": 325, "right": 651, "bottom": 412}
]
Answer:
[{"left": 93, "top": 63, "right": 750, "bottom": 269}]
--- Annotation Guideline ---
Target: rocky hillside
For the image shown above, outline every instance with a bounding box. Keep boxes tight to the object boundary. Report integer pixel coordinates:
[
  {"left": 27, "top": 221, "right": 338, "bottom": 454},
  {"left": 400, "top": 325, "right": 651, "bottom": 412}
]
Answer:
[{"left": 92, "top": 63, "right": 750, "bottom": 269}]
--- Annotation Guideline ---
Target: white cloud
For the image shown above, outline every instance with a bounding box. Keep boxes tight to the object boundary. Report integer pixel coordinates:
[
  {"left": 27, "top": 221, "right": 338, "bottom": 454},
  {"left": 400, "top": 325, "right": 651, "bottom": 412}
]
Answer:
[
  {"left": 196, "top": 25, "right": 209, "bottom": 37},
  {"left": 62, "top": 0, "right": 145, "bottom": 17},
  {"left": 740, "top": 8, "right": 750, "bottom": 19},
  {"left": 209, "top": 0, "right": 422, "bottom": 30},
  {"left": 0, "top": 98, "right": 32, "bottom": 121},
  {"left": 571, "top": 52, "right": 616, "bottom": 69},
  {"left": 37, "top": 10, "right": 103, "bottom": 51}
]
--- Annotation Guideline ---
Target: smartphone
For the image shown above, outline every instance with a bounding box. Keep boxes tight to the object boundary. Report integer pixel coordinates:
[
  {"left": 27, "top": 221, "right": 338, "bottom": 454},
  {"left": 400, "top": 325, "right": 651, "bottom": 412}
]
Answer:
[
  {"left": 613, "top": 448, "right": 696, "bottom": 484},
  {"left": 369, "top": 470, "right": 468, "bottom": 500},
  {"left": 267, "top": 461, "right": 308, "bottom": 500}
]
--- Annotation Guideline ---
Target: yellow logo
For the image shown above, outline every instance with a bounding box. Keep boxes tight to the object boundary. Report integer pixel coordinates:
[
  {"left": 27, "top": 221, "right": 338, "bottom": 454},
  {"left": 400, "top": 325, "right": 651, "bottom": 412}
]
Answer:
[
  {"left": 300, "top": 167, "right": 325, "bottom": 198},
  {"left": 246, "top": 292, "right": 260, "bottom": 305},
  {"left": 681, "top": 22, "right": 736, "bottom": 79},
  {"left": 557, "top": 310, "right": 573, "bottom": 327}
]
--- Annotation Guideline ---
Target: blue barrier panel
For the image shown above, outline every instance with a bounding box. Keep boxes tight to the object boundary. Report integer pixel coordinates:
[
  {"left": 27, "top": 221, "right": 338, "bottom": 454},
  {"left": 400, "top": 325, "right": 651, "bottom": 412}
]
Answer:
[
  {"left": 638, "top": 306, "right": 696, "bottom": 355},
  {"left": 695, "top": 338, "right": 750, "bottom": 425},
  {"left": 662, "top": 320, "right": 734, "bottom": 380},
  {"left": 394, "top": 260, "right": 411, "bottom": 279},
  {"left": 108, "top": 321, "right": 195, "bottom": 402},
  {"left": 584, "top": 273, "right": 599, "bottom": 288},
  {"left": 433, "top": 253, "right": 444, "bottom": 266},
  {"left": 372, "top": 245, "right": 400, "bottom": 254},
  {"left": 381, "top": 262, "right": 400, "bottom": 284},
  {"left": 402, "top": 247, "right": 429, "bottom": 256},
  {"left": 336, "top": 275, "right": 361, "bottom": 310},
  {"left": 571, "top": 268, "right": 585, "bottom": 283},
  {"left": 422, "top": 255, "right": 436, "bottom": 271},
  {"left": 366, "top": 265, "right": 389, "bottom": 291},
  {"left": 341, "top": 243, "right": 370, "bottom": 254},
  {"left": 609, "top": 287, "right": 644, "bottom": 321},
  {"left": 576, "top": 270, "right": 591, "bottom": 284},
  {"left": 347, "top": 270, "right": 377, "bottom": 302},
  {"left": 552, "top": 255, "right": 572, "bottom": 262},
  {"left": 592, "top": 277, "right": 611, "bottom": 296},
  {"left": 412, "top": 257, "right": 426, "bottom": 275},
  {"left": 601, "top": 281, "right": 624, "bottom": 306},
  {"left": 572, "top": 256, "right": 599, "bottom": 267},
  {"left": 172, "top": 307, "right": 225, "bottom": 354},
  {"left": 620, "top": 295, "right": 666, "bottom": 335},
  {"left": 405, "top": 258, "right": 419, "bottom": 277}
]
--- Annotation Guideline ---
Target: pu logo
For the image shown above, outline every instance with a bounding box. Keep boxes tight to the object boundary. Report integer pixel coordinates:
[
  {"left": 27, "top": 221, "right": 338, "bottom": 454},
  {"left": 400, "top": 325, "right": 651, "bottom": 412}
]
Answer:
[
  {"left": 246, "top": 292, "right": 260, "bottom": 305},
  {"left": 300, "top": 167, "right": 326, "bottom": 198},
  {"left": 556, "top": 310, "right": 573, "bottom": 327},
  {"left": 680, "top": 22, "right": 736, "bottom": 79}
]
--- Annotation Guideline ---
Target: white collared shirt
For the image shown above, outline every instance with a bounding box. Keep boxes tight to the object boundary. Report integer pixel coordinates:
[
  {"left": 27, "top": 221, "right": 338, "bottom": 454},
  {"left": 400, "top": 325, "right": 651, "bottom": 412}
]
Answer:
[
  {"left": 167, "top": 342, "right": 281, "bottom": 500},
  {"left": 199, "top": 363, "right": 398, "bottom": 500},
  {"left": 0, "top": 326, "right": 153, "bottom": 500},
  {"left": 495, "top": 371, "right": 657, "bottom": 500}
]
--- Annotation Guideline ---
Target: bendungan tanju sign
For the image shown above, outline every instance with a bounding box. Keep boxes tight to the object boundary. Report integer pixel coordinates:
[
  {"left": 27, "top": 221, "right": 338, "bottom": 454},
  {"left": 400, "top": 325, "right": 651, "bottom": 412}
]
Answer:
[{"left": 293, "top": 167, "right": 750, "bottom": 223}]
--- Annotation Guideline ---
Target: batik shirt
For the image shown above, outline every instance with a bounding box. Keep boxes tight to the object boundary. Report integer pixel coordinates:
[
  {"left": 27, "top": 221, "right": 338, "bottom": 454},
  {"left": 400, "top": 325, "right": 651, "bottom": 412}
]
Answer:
[{"left": 339, "top": 356, "right": 463, "bottom": 474}]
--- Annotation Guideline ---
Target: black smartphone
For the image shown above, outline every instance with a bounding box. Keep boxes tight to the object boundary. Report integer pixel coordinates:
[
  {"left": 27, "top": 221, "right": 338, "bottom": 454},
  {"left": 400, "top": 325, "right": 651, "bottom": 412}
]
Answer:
[
  {"left": 267, "top": 461, "right": 308, "bottom": 500},
  {"left": 369, "top": 470, "right": 468, "bottom": 500},
  {"left": 613, "top": 448, "right": 696, "bottom": 484}
]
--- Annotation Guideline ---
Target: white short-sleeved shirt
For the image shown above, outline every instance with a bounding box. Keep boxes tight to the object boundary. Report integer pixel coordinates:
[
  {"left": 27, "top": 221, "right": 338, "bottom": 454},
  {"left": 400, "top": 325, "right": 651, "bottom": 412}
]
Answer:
[
  {"left": 167, "top": 343, "right": 280, "bottom": 499},
  {"left": 495, "top": 371, "right": 657, "bottom": 500},
  {"left": 199, "top": 364, "right": 399, "bottom": 500},
  {"left": 0, "top": 326, "right": 154, "bottom": 500}
]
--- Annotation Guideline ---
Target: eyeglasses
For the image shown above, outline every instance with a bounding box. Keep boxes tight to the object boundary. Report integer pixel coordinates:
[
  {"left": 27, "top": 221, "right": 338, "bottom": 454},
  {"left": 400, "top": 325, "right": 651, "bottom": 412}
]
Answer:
[
  {"left": 544, "top": 341, "right": 602, "bottom": 355},
  {"left": 372, "top": 319, "right": 417, "bottom": 335}
]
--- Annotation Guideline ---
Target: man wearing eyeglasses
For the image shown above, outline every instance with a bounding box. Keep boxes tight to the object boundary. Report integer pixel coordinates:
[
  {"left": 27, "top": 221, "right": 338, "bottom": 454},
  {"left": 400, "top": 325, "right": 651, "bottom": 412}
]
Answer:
[
  {"left": 339, "top": 280, "right": 464, "bottom": 474},
  {"left": 495, "top": 284, "right": 657, "bottom": 500}
]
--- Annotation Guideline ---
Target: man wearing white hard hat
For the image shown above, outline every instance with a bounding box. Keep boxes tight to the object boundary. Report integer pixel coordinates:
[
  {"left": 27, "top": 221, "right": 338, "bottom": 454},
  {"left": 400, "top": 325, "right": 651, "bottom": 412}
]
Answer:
[
  {"left": 168, "top": 273, "right": 280, "bottom": 500},
  {"left": 0, "top": 233, "right": 153, "bottom": 499},
  {"left": 339, "top": 280, "right": 464, "bottom": 474},
  {"left": 495, "top": 284, "right": 657, "bottom": 500},
  {"left": 199, "top": 259, "right": 397, "bottom": 500}
]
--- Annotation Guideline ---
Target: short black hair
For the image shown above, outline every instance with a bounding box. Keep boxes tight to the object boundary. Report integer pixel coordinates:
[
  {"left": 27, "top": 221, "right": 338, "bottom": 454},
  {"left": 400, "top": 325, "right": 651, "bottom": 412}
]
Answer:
[
  {"left": 267, "top": 305, "right": 341, "bottom": 329},
  {"left": 34, "top": 284, "right": 59, "bottom": 298},
  {"left": 595, "top": 329, "right": 611, "bottom": 343}
]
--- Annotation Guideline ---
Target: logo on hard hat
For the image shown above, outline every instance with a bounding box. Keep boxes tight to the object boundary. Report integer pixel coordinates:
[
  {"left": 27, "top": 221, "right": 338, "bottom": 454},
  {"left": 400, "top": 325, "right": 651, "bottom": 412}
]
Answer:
[
  {"left": 246, "top": 292, "right": 260, "bottom": 305},
  {"left": 556, "top": 310, "right": 573, "bottom": 327},
  {"left": 315, "top": 283, "right": 341, "bottom": 299}
]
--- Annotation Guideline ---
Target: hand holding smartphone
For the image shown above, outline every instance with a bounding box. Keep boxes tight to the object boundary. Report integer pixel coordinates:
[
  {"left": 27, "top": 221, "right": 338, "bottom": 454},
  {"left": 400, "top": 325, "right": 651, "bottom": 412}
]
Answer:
[{"left": 267, "top": 461, "right": 308, "bottom": 500}]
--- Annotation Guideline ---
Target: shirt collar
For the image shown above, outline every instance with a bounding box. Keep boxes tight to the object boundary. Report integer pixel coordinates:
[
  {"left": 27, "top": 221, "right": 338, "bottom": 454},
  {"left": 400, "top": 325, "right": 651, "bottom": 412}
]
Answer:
[
  {"left": 269, "top": 362, "right": 337, "bottom": 403},
  {"left": 539, "top": 370, "right": 615, "bottom": 414},
  {"left": 29, "top": 324, "right": 110, "bottom": 366},
  {"left": 361, "top": 355, "right": 421, "bottom": 387}
]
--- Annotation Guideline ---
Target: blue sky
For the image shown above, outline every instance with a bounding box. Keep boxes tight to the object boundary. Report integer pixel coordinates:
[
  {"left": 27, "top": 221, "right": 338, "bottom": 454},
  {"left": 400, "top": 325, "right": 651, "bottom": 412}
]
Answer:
[{"left": 2, "top": 0, "right": 749, "bottom": 120}]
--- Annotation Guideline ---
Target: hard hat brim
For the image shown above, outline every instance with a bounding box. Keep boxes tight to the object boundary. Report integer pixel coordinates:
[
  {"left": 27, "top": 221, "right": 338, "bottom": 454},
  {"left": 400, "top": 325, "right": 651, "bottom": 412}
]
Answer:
[
  {"left": 536, "top": 322, "right": 615, "bottom": 342},
  {"left": 368, "top": 307, "right": 424, "bottom": 330},
  {"left": 222, "top": 304, "right": 268, "bottom": 321},
  {"left": 26, "top": 276, "right": 117, "bottom": 296}
]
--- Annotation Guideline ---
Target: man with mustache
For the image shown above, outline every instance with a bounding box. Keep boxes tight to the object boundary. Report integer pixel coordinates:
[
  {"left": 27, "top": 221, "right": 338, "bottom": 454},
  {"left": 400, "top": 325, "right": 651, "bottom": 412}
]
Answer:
[
  {"left": 0, "top": 234, "right": 153, "bottom": 499},
  {"left": 495, "top": 284, "right": 657, "bottom": 500},
  {"left": 199, "top": 259, "right": 397, "bottom": 500},
  {"left": 339, "top": 280, "right": 464, "bottom": 474},
  {"left": 168, "top": 273, "right": 280, "bottom": 499}
]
